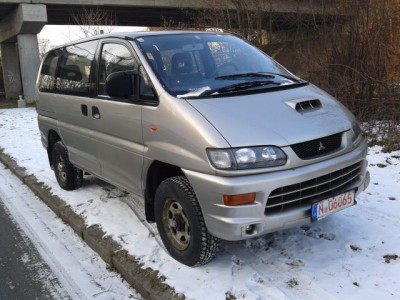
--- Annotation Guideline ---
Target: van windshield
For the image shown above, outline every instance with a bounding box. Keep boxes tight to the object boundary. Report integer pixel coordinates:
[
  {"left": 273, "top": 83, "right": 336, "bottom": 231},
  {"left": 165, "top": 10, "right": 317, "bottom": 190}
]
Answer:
[{"left": 135, "top": 33, "right": 305, "bottom": 98}]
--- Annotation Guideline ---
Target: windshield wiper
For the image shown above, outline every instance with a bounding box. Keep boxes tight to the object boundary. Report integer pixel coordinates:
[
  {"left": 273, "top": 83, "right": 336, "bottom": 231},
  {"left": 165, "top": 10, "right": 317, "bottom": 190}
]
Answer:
[
  {"left": 201, "top": 80, "right": 279, "bottom": 96},
  {"left": 215, "top": 72, "right": 275, "bottom": 80},
  {"left": 260, "top": 72, "right": 301, "bottom": 82},
  {"left": 215, "top": 72, "right": 302, "bottom": 83},
  {"left": 179, "top": 75, "right": 308, "bottom": 99}
]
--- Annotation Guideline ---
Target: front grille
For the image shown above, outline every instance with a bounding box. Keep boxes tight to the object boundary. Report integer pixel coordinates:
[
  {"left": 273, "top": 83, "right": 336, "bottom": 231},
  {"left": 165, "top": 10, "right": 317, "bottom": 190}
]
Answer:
[
  {"left": 265, "top": 162, "right": 362, "bottom": 214},
  {"left": 291, "top": 132, "right": 343, "bottom": 160}
]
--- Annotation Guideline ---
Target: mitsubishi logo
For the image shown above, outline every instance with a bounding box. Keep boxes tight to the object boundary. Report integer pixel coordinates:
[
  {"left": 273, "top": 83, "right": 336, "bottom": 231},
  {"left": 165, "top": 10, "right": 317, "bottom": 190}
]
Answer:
[{"left": 319, "top": 142, "right": 326, "bottom": 151}]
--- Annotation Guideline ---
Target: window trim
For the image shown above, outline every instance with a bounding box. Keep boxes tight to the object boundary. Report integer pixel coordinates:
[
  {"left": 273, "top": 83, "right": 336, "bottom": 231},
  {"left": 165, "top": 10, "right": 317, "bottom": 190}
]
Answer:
[{"left": 94, "top": 39, "right": 159, "bottom": 106}]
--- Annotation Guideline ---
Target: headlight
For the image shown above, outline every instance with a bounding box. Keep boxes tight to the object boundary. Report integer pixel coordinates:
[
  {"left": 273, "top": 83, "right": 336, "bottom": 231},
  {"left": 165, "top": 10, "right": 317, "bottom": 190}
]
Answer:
[
  {"left": 351, "top": 120, "right": 362, "bottom": 143},
  {"left": 207, "top": 150, "right": 235, "bottom": 169},
  {"left": 207, "top": 146, "right": 287, "bottom": 170}
]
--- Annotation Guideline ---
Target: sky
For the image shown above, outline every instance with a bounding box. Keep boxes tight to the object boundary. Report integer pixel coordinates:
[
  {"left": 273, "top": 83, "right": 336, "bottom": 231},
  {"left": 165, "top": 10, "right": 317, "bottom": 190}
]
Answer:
[{"left": 0, "top": 107, "right": 399, "bottom": 299}]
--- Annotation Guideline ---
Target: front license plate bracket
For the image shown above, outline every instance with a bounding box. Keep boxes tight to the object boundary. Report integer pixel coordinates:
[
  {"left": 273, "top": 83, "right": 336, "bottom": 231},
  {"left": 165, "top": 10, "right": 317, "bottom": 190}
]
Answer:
[{"left": 311, "top": 190, "right": 356, "bottom": 222}]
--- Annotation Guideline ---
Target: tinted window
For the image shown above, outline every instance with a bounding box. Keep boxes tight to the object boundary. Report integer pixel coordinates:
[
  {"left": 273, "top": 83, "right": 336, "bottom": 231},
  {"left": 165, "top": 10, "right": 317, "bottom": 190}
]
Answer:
[
  {"left": 38, "top": 50, "right": 60, "bottom": 92},
  {"left": 57, "top": 40, "right": 98, "bottom": 96},
  {"left": 98, "top": 43, "right": 137, "bottom": 96}
]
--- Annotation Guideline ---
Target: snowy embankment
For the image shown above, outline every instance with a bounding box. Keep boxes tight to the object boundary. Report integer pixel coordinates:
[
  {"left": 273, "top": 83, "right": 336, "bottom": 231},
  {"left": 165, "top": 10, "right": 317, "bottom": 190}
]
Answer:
[{"left": 0, "top": 107, "right": 399, "bottom": 299}]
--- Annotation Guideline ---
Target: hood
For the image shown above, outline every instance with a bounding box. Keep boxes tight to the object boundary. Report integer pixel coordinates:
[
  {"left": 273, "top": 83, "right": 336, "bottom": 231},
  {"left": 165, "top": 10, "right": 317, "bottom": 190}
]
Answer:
[{"left": 187, "top": 85, "right": 354, "bottom": 148}]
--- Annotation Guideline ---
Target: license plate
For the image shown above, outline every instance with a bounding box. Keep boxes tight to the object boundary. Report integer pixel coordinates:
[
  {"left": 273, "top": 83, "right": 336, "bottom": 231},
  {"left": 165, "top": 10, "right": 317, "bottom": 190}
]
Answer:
[{"left": 311, "top": 190, "right": 355, "bottom": 221}]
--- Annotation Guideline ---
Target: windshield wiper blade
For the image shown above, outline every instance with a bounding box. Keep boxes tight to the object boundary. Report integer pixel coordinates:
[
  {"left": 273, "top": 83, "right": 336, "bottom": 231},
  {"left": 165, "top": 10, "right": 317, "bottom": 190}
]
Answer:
[
  {"left": 216, "top": 72, "right": 304, "bottom": 84},
  {"left": 181, "top": 80, "right": 308, "bottom": 99},
  {"left": 259, "top": 72, "right": 301, "bottom": 82},
  {"left": 215, "top": 72, "right": 275, "bottom": 80},
  {"left": 202, "top": 80, "right": 279, "bottom": 96}
]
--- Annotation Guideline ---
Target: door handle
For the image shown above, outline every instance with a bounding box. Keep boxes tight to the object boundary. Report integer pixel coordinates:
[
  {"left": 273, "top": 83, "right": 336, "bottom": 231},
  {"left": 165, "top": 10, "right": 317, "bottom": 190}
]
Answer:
[
  {"left": 92, "top": 106, "right": 101, "bottom": 119},
  {"left": 81, "top": 104, "right": 88, "bottom": 116}
]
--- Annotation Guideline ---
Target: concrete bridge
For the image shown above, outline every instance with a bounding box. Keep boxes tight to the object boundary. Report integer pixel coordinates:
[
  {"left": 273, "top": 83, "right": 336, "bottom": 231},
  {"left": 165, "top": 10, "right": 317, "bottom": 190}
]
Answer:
[{"left": 0, "top": 0, "right": 335, "bottom": 103}]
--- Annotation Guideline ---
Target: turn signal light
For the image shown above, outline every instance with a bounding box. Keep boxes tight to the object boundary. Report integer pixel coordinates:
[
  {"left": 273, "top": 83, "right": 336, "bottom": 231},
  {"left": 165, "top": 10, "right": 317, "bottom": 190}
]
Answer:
[{"left": 223, "top": 193, "right": 256, "bottom": 206}]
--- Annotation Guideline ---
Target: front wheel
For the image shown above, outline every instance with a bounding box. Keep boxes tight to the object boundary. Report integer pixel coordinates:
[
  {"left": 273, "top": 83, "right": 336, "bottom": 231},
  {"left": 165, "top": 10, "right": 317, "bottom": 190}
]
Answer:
[{"left": 154, "top": 176, "right": 219, "bottom": 266}]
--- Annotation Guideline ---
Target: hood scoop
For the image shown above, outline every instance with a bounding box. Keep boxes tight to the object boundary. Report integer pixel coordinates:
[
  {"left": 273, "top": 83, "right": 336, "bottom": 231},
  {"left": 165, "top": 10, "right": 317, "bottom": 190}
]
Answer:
[{"left": 285, "top": 98, "right": 322, "bottom": 113}]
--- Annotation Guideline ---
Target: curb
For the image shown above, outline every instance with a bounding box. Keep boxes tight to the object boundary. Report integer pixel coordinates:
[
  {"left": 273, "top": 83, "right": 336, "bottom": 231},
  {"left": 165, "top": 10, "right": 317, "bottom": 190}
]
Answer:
[{"left": 0, "top": 148, "right": 184, "bottom": 300}]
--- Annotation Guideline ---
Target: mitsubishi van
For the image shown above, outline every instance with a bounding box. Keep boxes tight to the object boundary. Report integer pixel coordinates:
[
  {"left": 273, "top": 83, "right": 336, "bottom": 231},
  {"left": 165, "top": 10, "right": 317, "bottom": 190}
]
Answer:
[{"left": 36, "top": 31, "right": 370, "bottom": 266}]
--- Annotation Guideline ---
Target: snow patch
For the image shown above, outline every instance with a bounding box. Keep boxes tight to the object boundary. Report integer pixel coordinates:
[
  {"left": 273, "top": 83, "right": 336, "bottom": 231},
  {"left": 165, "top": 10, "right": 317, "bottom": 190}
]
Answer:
[{"left": 1, "top": 107, "right": 399, "bottom": 299}]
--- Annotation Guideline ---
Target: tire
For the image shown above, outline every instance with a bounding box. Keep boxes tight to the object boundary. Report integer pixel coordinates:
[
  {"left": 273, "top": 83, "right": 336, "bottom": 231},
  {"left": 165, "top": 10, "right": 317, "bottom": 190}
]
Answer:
[
  {"left": 154, "top": 176, "right": 219, "bottom": 266},
  {"left": 52, "top": 141, "right": 83, "bottom": 191}
]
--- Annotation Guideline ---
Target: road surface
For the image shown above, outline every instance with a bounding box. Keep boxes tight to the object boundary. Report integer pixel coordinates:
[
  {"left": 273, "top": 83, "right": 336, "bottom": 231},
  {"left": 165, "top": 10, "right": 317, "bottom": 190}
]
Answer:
[{"left": 0, "top": 199, "right": 68, "bottom": 299}]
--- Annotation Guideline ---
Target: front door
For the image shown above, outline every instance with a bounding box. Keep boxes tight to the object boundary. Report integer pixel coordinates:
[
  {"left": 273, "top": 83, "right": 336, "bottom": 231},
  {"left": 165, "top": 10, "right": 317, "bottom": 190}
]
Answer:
[{"left": 89, "top": 41, "right": 144, "bottom": 195}]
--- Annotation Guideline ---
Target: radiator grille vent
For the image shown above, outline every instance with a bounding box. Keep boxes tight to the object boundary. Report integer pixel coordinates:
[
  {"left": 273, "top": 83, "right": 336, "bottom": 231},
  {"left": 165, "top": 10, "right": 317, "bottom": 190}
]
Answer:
[{"left": 266, "top": 162, "right": 362, "bottom": 214}]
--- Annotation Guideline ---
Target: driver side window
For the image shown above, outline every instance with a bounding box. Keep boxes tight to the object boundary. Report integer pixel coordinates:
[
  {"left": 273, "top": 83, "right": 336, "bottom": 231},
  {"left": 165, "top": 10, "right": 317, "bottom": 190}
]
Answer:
[{"left": 98, "top": 43, "right": 137, "bottom": 96}]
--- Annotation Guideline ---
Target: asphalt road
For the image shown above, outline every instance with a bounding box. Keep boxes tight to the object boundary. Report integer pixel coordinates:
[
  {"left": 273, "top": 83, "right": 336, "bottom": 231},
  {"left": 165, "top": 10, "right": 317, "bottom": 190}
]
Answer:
[{"left": 0, "top": 198, "right": 67, "bottom": 300}]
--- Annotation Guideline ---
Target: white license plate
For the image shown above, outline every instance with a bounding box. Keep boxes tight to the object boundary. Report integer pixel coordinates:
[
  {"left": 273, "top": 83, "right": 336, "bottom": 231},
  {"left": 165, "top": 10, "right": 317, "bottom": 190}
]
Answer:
[{"left": 311, "top": 190, "right": 355, "bottom": 221}]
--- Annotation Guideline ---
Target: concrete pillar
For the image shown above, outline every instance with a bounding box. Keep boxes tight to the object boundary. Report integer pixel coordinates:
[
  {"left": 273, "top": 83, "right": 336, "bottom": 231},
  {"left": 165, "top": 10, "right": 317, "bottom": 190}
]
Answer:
[
  {"left": 17, "top": 34, "right": 40, "bottom": 103},
  {"left": 1, "top": 42, "right": 22, "bottom": 99},
  {"left": 0, "top": 3, "right": 47, "bottom": 103}
]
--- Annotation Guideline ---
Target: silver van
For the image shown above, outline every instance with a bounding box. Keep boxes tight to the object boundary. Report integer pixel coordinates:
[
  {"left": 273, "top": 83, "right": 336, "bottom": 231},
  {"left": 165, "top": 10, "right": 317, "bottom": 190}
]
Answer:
[{"left": 36, "top": 31, "right": 370, "bottom": 266}]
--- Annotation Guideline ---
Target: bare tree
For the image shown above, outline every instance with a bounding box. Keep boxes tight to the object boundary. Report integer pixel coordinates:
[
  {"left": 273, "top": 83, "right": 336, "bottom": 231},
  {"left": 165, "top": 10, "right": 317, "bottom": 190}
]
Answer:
[
  {"left": 71, "top": 7, "right": 116, "bottom": 38},
  {"left": 195, "top": 0, "right": 272, "bottom": 46},
  {"left": 156, "top": 0, "right": 273, "bottom": 45},
  {"left": 38, "top": 39, "right": 52, "bottom": 59}
]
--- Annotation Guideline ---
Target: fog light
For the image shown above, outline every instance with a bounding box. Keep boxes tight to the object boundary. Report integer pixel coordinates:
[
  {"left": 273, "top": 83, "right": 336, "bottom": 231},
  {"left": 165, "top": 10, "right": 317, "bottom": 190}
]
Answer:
[
  {"left": 223, "top": 193, "right": 256, "bottom": 206},
  {"left": 245, "top": 225, "right": 255, "bottom": 235}
]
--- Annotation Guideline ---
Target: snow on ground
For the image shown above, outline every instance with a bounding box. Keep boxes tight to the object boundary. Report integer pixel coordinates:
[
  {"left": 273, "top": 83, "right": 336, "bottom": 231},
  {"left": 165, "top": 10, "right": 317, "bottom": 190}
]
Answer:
[{"left": 0, "top": 107, "right": 399, "bottom": 300}]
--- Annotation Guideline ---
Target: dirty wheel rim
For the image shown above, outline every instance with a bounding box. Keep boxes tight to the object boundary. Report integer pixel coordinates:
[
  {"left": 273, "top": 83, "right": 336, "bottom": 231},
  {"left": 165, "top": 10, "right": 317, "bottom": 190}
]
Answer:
[
  {"left": 162, "top": 199, "right": 190, "bottom": 251},
  {"left": 55, "top": 153, "right": 67, "bottom": 182}
]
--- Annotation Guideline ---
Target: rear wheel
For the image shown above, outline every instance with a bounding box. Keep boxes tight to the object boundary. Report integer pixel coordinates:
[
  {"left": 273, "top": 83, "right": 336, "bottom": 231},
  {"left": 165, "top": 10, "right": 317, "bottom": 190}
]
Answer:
[
  {"left": 52, "top": 141, "right": 83, "bottom": 191},
  {"left": 154, "top": 176, "right": 219, "bottom": 266}
]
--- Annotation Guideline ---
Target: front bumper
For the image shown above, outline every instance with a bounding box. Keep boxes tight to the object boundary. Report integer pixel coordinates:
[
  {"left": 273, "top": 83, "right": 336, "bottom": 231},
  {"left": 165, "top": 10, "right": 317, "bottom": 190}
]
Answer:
[{"left": 183, "top": 140, "right": 369, "bottom": 241}]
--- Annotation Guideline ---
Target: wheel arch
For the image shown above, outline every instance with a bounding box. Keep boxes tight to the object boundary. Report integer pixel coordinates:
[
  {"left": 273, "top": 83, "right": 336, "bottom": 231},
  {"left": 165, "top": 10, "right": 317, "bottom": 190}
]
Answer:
[
  {"left": 144, "top": 161, "right": 184, "bottom": 222},
  {"left": 47, "top": 130, "right": 61, "bottom": 168}
]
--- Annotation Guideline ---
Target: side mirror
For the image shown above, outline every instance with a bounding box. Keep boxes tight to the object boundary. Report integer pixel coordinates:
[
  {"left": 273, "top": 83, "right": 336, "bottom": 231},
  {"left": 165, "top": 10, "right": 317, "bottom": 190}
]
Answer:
[{"left": 105, "top": 70, "right": 136, "bottom": 98}]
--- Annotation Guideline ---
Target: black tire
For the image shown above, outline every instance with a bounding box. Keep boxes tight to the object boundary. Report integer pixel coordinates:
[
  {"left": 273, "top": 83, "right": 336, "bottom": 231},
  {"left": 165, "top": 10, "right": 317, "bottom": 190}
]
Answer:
[
  {"left": 52, "top": 141, "right": 83, "bottom": 191},
  {"left": 154, "top": 176, "right": 219, "bottom": 266}
]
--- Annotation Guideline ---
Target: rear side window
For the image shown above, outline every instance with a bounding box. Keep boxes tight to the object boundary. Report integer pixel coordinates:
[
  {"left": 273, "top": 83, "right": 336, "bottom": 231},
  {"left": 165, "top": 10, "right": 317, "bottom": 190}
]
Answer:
[
  {"left": 57, "top": 40, "right": 98, "bottom": 96},
  {"left": 38, "top": 50, "right": 60, "bottom": 92}
]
